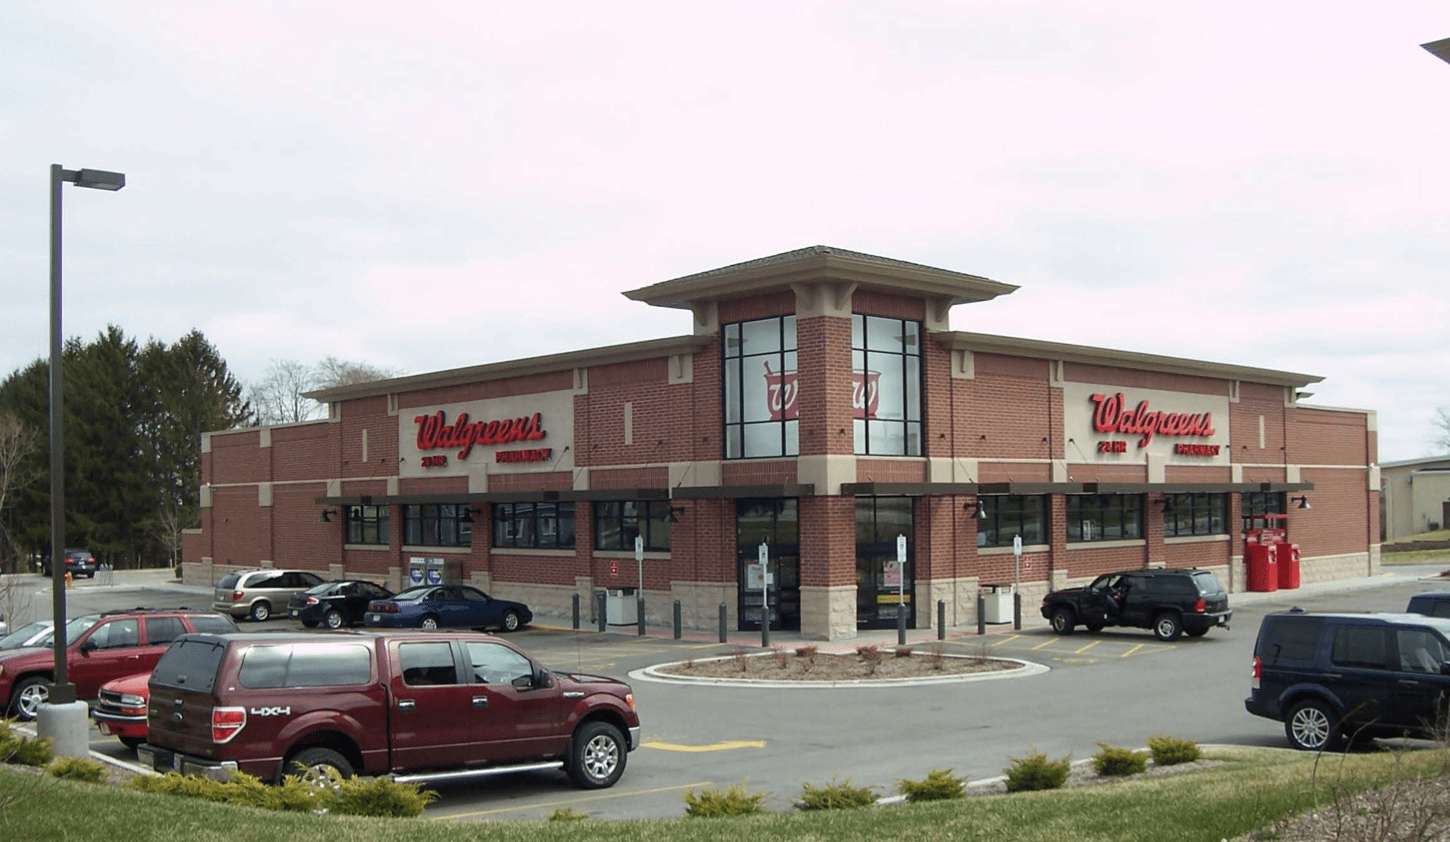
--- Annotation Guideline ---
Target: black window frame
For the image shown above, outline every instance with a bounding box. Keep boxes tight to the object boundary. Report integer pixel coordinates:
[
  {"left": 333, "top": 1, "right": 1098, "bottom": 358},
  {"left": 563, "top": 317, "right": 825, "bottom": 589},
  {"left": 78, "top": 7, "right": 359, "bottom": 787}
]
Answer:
[
  {"left": 1065, "top": 494, "right": 1144, "bottom": 543},
  {"left": 403, "top": 503, "right": 473, "bottom": 548},
  {"left": 492, "top": 501, "right": 576, "bottom": 549},
  {"left": 1241, "top": 492, "right": 1286, "bottom": 533},
  {"left": 345, "top": 504, "right": 389, "bottom": 545},
  {"left": 977, "top": 495, "right": 1047, "bottom": 548},
  {"left": 593, "top": 500, "right": 672, "bottom": 552},
  {"left": 1163, "top": 493, "right": 1228, "bottom": 537},
  {"left": 721, "top": 315, "right": 799, "bottom": 459},
  {"left": 851, "top": 314, "right": 923, "bottom": 456}
]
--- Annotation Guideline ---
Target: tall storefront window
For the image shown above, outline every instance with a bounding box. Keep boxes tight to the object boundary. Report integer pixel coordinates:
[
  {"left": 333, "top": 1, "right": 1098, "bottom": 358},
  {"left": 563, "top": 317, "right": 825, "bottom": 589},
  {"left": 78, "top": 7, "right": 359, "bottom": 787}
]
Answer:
[
  {"left": 403, "top": 503, "right": 472, "bottom": 547},
  {"left": 594, "top": 500, "right": 672, "bottom": 551},
  {"left": 1163, "top": 493, "right": 1227, "bottom": 537},
  {"left": 855, "top": 496, "right": 914, "bottom": 628},
  {"left": 345, "top": 505, "right": 389, "bottom": 545},
  {"left": 978, "top": 496, "right": 1046, "bottom": 547},
  {"left": 1241, "top": 492, "right": 1286, "bottom": 533},
  {"left": 852, "top": 315, "right": 922, "bottom": 456},
  {"left": 492, "top": 502, "right": 575, "bottom": 549},
  {"left": 722, "top": 315, "right": 798, "bottom": 459},
  {"left": 1066, "top": 494, "right": 1144, "bottom": 542},
  {"left": 736, "top": 499, "right": 800, "bottom": 630}
]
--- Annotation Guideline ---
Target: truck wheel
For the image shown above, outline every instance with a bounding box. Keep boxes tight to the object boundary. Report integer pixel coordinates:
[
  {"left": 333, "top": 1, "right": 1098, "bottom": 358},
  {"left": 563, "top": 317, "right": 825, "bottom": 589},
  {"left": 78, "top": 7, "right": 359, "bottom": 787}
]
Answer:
[
  {"left": 1185, "top": 627, "right": 1209, "bottom": 638},
  {"left": 1286, "top": 700, "right": 1340, "bottom": 752},
  {"left": 9, "top": 677, "right": 50, "bottom": 721},
  {"left": 287, "top": 747, "right": 354, "bottom": 783},
  {"left": 1050, "top": 607, "right": 1076, "bottom": 635},
  {"left": 501, "top": 609, "right": 522, "bottom": 632},
  {"left": 120, "top": 736, "right": 143, "bottom": 750},
  {"left": 419, "top": 615, "right": 440, "bottom": 630},
  {"left": 250, "top": 601, "right": 272, "bottom": 622},
  {"left": 323, "top": 609, "right": 345, "bottom": 630},
  {"left": 568, "top": 721, "right": 627, "bottom": 789},
  {"left": 1084, "top": 621, "right": 1104, "bottom": 633},
  {"left": 1153, "top": 613, "right": 1183, "bottom": 641}
]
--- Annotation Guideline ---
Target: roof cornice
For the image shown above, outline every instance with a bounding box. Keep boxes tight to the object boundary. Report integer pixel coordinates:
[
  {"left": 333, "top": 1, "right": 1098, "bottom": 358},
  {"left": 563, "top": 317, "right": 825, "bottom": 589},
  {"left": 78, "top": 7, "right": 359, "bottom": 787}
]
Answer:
[
  {"left": 306, "top": 334, "right": 712, "bottom": 403},
  {"left": 939, "top": 331, "right": 1324, "bottom": 388},
  {"left": 623, "top": 245, "right": 1018, "bottom": 310}
]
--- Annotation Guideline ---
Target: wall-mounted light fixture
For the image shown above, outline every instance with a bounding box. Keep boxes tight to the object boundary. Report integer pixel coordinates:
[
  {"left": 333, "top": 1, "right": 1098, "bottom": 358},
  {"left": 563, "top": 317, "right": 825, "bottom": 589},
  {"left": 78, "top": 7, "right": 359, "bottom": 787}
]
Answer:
[
  {"left": 461, "top": 507, "right": 482, "bottom": 523},
  {"left": 1292, "top": 495, "right": 1312, "bottom": 510},
  {"left": 964, "top": 500, "right": 988, "bottom": 520},
  {"left": 1157, "top": 496, "right": 1177, "bottom": 513},
  {"left": 669, "top": 505, "right": 687, "bottom": 524},
  {"left": 318, "top": 508, "right": 338, "bottom": 523}
]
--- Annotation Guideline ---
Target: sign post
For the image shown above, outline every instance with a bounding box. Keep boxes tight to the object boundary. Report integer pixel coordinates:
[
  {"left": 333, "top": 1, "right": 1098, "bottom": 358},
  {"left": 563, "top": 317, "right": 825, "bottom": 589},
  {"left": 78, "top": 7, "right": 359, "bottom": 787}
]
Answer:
[
  {"left": 896, "top": 534, "right": 907, "bottom": 645},
  {"left": 1012, "top": 535, "right": 1023, "bottom": 630},
  {"left": 758, "top": 539, "right": 771, "bottom": 647},
  {"left": 635, "top": 535, "right": 645, "bottom": 637}
]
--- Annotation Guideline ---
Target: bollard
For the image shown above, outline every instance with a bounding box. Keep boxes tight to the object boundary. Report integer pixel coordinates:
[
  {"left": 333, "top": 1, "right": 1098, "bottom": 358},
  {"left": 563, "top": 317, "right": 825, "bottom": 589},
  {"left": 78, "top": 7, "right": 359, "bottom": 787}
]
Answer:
[
  {"left": 637, "top": 596, "right": 646, "bottom": 637},
  {"left": 897, "top": 604, "right": 906, "bottom": 646},
  {"left": 718, "top": 603, "right": 727, "bottom": 643},
  {"left": 596, "top": 591, "right": 607, "bottom": 633},
  {"left": 572, "top": 593, "right": 580, "bottom": 630},
  {"left": 673, "top": 600, "right": 682, "bottom": 639},
  {"left": 762, "top": 616, "right": 770, "bottom": 648},
  {"left": 977, "top": 592, "right": 986, "bottom": 636},
  {"left": 1014, "top": 591, "right": 1022, "bottom": 631},
  {"left": 938, "top": 600, "right": 946, "bottom": 641}
]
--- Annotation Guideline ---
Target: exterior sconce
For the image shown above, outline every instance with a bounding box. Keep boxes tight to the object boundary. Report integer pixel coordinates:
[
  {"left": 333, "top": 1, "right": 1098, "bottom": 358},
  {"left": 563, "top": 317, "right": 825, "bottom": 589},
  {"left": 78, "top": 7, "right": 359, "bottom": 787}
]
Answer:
[
  {"left": 1292, "top": 495, "right": 1311, "bottom": 510},
  {"left": 462, "top": 507, "right": 481, "bottom": 524},
  {"left": 965, "top": 500, "right": 988, "bottom": 520},
  {"left": 669, "top": 505, "right": 686, "bottom": 524},
  {"left": 319, "top": 509, "right": 338, "bottom": 523}
]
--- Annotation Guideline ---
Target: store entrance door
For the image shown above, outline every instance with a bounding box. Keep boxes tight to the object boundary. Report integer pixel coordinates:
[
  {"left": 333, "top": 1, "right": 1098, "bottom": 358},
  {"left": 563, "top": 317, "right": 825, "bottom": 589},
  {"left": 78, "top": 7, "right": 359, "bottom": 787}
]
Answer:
[
  {"left": 736, "top": 499, "right": 800, "bottom": 631},
  {"left": 855, "top": 497, "right": 914, "bottom": 630}
]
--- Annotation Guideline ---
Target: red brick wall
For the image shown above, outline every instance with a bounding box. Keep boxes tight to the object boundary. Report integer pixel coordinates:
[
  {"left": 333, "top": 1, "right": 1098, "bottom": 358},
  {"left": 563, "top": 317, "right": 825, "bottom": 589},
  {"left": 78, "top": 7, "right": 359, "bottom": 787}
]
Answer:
[
  {"left": 396, "top": 370, "right": 575, "bottom": 408},
  {"left": 797, "top": 315, "right": 854, "bottom": 456},
  {"left": 853, "top": 291, "right": 925, "bottom": 320},
  {"left": 1232, "top": 382, "right": 1288, "bottom": 465}
]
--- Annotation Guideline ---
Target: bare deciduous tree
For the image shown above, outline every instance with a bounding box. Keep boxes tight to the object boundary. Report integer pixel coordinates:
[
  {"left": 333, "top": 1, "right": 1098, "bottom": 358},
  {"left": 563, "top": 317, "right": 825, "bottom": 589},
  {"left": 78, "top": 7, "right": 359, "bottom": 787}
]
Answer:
[
  {"left": 247, "top": 357, "right": 403, "bottom": 425},
  {"left": 1434, "top": 407, "right": 1450, "bottom": 454},
  {"left": 0, "top": 412, "right": 39, "bottom": 575}
]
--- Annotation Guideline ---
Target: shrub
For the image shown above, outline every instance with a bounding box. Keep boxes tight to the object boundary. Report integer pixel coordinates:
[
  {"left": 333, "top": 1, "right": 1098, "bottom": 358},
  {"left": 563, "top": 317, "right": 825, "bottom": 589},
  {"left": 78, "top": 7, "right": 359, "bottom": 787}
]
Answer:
[
  {"left": 127, "top": 770, "right": 435, "bottom": 817},
  {"left": 772, "top": 647, "right": 790, "bottom": 669},
  {"left": 924, "top": 645, "right": 946, "bottom": 670},
  {"left": 548, "top": 808, "right": 591, "bottom": 821},
  {"left": 683, "top": 782, "right": 768, "bottom": 817},
  {"left": 1092, "top": 743, "right": 1148, "bottom": 777},
  {"left": 897, "top": 768, "right": 965, "bottom": 801},
  {"left": 731, "top": 647, "right": 750, "bottom": 672},
  {"left": 856, "top": 645, "right": 884, "bottom": 675},
  {"left": 1004, "top": 749, "right": 1071, "bottom": 792},
  {"left": 795, "top": 645, "right": 817, "bottom": 673},
  {"left": 328, "top": 775, "right": 437, "bottom": 817},
  {"left": 47, "top": 757, "right": 105, "bottom": 784},
  {"left": 794, "top": 777, "right": 877, "bottom": 810},
  {"left": 1148, "top": 735, "right": 1201, "bottom": 766},
  {"left": 0, "top": 732, "right": 54, "bottom": 768},
  {"left": 894, "top": 645, "right": 913, "bottom": 658}
]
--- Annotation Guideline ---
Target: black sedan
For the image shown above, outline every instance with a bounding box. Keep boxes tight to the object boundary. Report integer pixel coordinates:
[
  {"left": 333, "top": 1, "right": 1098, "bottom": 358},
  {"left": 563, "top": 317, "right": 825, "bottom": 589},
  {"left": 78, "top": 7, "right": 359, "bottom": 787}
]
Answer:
[
  {"left": 289, "top": 580, "right": 395, "bottom": 629},
  {"left": 363, "top": 584, "right": 532, "bottom": 632}
]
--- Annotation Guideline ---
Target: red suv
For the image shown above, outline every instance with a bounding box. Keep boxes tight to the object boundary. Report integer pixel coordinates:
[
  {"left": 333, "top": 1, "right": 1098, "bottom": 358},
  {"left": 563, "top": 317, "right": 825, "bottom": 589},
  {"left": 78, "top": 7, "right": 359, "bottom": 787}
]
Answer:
[{"left": 0, "top": 607, "right": 239, "bottom": 720}]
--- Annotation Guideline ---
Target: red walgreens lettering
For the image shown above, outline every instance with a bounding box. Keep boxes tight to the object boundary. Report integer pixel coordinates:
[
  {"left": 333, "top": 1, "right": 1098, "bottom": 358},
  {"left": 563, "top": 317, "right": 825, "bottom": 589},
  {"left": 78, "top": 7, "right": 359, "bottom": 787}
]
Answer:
[
  {"left": 413, "top": 410, "right": 547, "bottom": 460},
  {"left": 1088, "top": 392, "right": 1215, "bottom": 448}
]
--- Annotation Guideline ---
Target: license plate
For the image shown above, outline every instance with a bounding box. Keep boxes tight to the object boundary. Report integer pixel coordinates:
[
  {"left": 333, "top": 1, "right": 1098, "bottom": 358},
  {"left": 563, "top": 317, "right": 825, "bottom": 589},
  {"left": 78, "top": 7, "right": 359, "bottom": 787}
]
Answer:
[
  {"left": 290, "top": 609, "right": 297, "bottom": 617},
  {"left": 368, "top": 614, "right": 379, "bottom": 623}
]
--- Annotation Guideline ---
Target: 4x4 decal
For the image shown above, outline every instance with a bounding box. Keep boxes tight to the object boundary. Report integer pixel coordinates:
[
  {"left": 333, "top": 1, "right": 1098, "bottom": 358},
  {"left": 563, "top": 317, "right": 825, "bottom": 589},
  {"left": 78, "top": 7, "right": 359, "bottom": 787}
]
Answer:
[{"left": 250, "top": 706, "right": 291, "bottom": 716}]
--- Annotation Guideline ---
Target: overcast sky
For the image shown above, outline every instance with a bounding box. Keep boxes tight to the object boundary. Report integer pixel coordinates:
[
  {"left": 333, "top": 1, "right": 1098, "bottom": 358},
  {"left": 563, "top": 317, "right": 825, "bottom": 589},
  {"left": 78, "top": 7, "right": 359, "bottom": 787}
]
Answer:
[{"left": 3, "top": 2, "right": 1447, "bottom": 464}]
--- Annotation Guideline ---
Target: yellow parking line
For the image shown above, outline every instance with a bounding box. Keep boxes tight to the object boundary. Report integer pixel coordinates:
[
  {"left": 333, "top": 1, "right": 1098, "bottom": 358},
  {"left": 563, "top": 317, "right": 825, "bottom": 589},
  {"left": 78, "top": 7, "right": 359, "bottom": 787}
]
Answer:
[
  {"left": 434, "top": 781, "right": 712, "bottom": 820},
  {"left": 644, "top": 740, "right": 766, "bottom": 752},
  {"left": 1122, "top": 643, "right": 1146, "bottom": 658},
  {"left": 1073, "top": 640, "right": 1100, "bottom": 654},
  {"left": 1030, "top": 638, "right": 1058, "bottom": 650}
]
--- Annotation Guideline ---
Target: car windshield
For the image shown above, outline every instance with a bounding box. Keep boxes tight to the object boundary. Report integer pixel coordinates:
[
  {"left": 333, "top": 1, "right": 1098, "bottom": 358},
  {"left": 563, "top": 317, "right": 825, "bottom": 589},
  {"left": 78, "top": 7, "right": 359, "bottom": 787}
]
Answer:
[
  {"left": 0, "top": 620, "right": 53, "bottom": 649},
  {"left": 61, "top": 614, "right": 101, "bottom": 644}
]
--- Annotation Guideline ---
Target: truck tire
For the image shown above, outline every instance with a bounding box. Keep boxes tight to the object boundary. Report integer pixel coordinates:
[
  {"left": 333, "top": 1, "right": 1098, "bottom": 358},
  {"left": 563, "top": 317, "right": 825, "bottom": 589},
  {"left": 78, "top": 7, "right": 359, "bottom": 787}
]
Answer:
[
  {"left": 287, "top": 747, "right": 354, "bottom": 783},
  {"left": 8, "top": 676, "right": 50, "bottom": 721},
  {"left": 1050, "top": 606, "right": 1076, "bottom": 635},
  {"left": 567, "top": 721, "right": 627, "bottom": 789},
  {"left": 1153, "top": 612, "right": 1183, "bottom": 641}
]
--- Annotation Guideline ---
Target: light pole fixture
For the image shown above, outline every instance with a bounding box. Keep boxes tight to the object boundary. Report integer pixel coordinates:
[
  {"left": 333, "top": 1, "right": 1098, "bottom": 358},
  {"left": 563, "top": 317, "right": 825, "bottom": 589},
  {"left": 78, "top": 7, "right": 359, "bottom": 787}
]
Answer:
[
  {"left": 1423, "top": 38, "right": 1450, "bottom": 65},
  {"left": 47, "top": 164, "right": 125, "bottom": 712}
]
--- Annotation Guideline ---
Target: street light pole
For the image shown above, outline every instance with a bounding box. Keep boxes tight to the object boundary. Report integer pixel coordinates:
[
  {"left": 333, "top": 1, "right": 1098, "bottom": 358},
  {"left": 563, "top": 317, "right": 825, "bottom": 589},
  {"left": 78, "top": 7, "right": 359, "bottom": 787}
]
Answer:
[{"left": 41, "top": 164, "right": 124, "bottom": 756}]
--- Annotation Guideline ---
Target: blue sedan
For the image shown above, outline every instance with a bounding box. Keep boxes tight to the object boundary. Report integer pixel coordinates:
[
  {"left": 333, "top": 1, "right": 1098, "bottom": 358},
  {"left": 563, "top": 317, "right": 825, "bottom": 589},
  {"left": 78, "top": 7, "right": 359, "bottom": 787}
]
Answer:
[{"left": 363, "top": 585, "right": 533, "bottom": 632}]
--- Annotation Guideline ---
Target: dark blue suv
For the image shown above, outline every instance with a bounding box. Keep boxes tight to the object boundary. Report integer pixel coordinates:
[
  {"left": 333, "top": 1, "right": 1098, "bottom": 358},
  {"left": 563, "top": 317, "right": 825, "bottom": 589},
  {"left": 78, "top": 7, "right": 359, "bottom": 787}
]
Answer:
[{"left": 1246, "top": 610, "right": 1450, "bottom": 751}]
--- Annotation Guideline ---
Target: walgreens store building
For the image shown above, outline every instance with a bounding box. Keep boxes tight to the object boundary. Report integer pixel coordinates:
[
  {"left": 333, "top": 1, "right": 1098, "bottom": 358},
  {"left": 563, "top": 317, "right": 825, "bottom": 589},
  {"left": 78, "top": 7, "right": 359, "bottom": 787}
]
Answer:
[{"left": 183, "top": 247, "right": 1379, "bottom": 641}]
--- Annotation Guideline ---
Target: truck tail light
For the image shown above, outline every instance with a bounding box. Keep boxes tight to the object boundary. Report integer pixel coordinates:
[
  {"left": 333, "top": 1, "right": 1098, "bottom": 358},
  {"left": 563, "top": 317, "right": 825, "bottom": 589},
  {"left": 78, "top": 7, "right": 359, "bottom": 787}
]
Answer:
[
  {"left": 232, "top": 590, "right": 244, "bottom": 603},
  {"left": 1251, "top": 655, "right": 1261, "bottom": 690},
  {"left": 625, "top": 693, "right": 636, "bottom": 711},
  {"left": 1192, "top": 597, "right": 1206, "bottom": 613},
  {"left": 213, "top": 706, "right": 246, "bottom": 743}
]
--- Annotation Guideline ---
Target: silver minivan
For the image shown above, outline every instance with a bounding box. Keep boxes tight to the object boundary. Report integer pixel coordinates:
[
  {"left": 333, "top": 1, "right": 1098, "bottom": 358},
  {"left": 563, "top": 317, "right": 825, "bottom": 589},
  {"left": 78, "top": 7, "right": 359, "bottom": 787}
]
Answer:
[{"left": 213, "top": 569, "right": 327, "bottom": 622}]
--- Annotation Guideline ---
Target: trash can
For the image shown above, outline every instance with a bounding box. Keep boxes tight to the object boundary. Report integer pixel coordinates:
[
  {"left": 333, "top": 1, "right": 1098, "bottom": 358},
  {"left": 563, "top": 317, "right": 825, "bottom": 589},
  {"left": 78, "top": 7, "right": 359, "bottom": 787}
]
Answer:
[
  {"left": 606, "top": 588, "right": 638, "bottom": 625},
  {"left": 982, "top": 585, "right": 1014, "bottom": 624},
  {"left": 1246, "top": 544, "right": 1279, "bottom": 592}
]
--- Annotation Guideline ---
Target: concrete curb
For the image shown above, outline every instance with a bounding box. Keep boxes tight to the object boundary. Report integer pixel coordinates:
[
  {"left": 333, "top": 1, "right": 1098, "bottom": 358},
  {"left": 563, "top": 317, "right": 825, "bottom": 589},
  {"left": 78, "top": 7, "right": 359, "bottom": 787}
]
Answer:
[{"left": 629, "top": 653, "right": 1047, "bottom": 688}]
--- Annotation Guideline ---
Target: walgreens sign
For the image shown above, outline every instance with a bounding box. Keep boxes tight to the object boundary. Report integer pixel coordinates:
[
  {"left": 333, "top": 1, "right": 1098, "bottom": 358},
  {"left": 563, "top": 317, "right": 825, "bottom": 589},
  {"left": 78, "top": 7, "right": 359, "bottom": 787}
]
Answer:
[
  {"left": 1062, "top": 383, "right": 1228, "bottom": 464},
  {"left": 398, "top": 391, "right": 575, "bottom": 478}
]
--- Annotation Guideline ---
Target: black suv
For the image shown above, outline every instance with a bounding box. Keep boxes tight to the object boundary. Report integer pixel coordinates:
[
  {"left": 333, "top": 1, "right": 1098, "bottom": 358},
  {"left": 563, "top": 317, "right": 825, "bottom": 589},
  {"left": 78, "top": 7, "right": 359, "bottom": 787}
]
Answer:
[
  {"left": 1039, "top": 567, "right": 1231, "bottom": 641},
  {"left": 1406, "top": 592, "right": 1450, "bottom": 619},
  {"left": 1245, "top": 610, "right": 1450, "bottom": 751},
  {"left": 38, "top": 548, "right": 97, "bottom": 579}
]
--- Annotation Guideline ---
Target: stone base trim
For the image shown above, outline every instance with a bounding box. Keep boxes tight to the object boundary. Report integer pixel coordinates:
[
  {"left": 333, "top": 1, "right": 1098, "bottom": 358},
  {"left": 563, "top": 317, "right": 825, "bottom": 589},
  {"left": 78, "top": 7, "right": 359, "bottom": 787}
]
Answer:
[{"left": 800, "top": 585, "right": 857, "bottom": 641}]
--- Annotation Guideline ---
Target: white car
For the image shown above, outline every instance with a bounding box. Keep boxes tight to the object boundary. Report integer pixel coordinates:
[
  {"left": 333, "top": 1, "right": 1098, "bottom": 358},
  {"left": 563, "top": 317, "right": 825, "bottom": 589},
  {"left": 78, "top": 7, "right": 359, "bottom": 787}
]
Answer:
[{"left": 0, "top": 620, "right": 55, "bottom": 651}]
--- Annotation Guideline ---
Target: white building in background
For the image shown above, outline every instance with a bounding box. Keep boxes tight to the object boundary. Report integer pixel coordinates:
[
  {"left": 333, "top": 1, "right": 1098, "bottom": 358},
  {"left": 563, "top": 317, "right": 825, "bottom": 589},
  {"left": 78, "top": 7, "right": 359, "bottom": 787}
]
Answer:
[{"left": 1381, "top": 455, "right": 1450, "bottom": 542}]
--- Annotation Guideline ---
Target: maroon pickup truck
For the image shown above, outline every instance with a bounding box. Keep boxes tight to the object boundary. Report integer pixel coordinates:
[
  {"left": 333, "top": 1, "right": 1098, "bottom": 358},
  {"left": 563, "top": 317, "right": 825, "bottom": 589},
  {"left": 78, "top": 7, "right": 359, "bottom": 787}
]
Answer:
[{"left": 137, "top": 630, "right": 640, "bottom": 789}]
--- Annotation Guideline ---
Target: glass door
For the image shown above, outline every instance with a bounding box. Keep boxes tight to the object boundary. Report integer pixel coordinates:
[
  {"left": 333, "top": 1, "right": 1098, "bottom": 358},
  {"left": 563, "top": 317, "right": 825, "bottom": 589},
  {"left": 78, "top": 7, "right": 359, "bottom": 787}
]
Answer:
[
  {"left": 736, "top": 499, "right": 800, "bottom": 631},
  {"left": 855, "top": 497, "right": 914, "bottom": 629}
]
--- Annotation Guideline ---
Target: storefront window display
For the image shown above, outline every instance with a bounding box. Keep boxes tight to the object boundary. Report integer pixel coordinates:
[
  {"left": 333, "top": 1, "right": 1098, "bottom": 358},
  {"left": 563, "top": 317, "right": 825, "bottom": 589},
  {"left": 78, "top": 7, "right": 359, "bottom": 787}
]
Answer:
[
  {"left": 1066, "top": 494, "right": 1144, "bottom": 542},
  {"left": 851, "top": 315, "right": 922, "bottom": 456},
  {"left": 722, "top": 315, "right": 798, "bottom": 459}
]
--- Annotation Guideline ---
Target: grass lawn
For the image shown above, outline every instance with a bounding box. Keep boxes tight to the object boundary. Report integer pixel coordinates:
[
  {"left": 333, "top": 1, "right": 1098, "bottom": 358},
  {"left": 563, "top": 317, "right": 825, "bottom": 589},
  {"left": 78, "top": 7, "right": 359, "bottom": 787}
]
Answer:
[{"left": 4, "top": 746, "right": 1449, "bottom": 842}]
